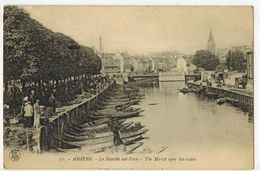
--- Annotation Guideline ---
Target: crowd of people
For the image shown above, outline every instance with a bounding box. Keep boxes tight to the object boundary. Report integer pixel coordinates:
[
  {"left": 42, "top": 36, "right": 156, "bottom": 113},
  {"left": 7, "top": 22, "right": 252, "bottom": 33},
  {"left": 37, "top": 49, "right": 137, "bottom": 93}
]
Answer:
[{"left": 4, "top": 74, "right": 109, "bottom": 128}]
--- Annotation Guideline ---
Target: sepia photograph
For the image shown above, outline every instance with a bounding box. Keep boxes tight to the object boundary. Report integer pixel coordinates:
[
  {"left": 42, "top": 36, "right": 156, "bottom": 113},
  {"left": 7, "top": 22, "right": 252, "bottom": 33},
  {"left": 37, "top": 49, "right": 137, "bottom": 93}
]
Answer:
[{"left": 3, "top": 5, "right": 254, "bottom": 169}]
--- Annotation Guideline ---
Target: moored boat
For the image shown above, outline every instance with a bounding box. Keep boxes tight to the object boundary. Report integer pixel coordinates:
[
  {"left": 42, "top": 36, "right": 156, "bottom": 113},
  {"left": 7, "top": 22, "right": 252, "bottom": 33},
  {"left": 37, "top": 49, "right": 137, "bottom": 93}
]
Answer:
[
  {"left": 80, "top": 119, "right": 126, "bottom": 131},
  {"left": 216, "top": 97, "right": 226, "bottom": 105},
  {"left": 63, "top": 128, "right": 148, "bottom": 146},
  {"left": 53, "top": 141, "right": 144, "bottom": 154}
]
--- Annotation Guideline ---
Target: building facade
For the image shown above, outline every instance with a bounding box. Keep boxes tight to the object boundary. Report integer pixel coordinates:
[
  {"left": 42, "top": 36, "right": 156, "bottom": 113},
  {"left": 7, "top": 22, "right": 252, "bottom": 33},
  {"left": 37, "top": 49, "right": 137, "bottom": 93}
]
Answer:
[{"left": 101, "top": 53, "right": 121, "bottom": 74}]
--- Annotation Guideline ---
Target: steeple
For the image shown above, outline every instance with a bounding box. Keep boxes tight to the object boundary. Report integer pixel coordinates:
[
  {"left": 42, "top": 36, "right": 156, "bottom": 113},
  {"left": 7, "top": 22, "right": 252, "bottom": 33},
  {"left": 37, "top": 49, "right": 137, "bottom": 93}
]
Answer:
[
  {"left": 99, "top": 36, "right": 103, "bottom": 56},
  {"left": 207, "top": 29, "right": 216, "bottom": 54}
]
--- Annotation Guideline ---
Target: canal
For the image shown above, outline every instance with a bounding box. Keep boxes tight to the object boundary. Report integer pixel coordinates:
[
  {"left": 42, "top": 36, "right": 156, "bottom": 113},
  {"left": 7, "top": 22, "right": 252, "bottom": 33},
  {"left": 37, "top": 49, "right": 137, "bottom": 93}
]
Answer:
[{"left": 130, "top": 82, "right": 253, "bottom": 167}]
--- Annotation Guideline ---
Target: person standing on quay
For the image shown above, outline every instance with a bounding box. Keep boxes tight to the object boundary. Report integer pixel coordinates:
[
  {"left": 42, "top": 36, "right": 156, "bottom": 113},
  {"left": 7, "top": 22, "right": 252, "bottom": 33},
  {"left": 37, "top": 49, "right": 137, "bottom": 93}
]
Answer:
[
  {"left": 23, "top": 101, "right": 34, "bottom": 128},
  {"left": 29, "top": 89, "right": 36, "bottom": 105},
  {"left": 49, "top": 93, "right": 56, "bottom": 114},
  {"left": 33, "top": 99, "right": 41, "bottom": 128}
]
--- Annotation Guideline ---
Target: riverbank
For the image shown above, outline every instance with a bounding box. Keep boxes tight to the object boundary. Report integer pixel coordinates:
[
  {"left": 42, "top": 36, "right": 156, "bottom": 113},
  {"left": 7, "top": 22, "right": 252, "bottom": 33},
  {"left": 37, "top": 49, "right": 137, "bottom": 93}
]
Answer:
[{"left": 186, "top": 81, "right": 253, "bottom": 114}]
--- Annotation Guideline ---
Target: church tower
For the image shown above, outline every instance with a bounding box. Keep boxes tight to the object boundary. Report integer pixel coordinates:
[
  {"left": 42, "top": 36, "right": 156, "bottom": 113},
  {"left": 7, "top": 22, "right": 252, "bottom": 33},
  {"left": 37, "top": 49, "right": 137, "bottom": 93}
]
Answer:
[{"left": 207, "top": 29, "right": 216, "bottom": 54}]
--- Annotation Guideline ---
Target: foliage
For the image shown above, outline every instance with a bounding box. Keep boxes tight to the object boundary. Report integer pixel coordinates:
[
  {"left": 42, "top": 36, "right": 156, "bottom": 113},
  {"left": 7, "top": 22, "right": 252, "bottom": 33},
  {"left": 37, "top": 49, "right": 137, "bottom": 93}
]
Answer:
[
  {"left": 216, "top": 62, "right": 228, "bottom": 71},
  {"left": 80, "top": 46, "right": 102, "bottom": 75},
  {"left": 4, "top": 6, "right": 101, "bottom": 83},
  {"left": 226, "top": 50, "right": 246, "bottom": 71},
  {"left": 192, "top": 50, "right": 220, "bottom": 70},
  {"left": 4, "top": 6, "right": 33, "bottom": 82}
]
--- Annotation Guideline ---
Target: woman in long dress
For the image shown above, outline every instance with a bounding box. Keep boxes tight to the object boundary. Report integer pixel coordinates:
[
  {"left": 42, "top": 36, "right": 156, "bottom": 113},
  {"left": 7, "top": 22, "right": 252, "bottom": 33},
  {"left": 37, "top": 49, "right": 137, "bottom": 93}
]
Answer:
[{"left": 33, "top": 99, "right": 41, "bottom": 128}]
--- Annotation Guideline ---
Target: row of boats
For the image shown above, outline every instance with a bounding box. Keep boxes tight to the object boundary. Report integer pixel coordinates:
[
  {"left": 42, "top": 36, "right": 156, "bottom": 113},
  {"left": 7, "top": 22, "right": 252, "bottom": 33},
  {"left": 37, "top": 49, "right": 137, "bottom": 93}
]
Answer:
[
  {"left": 178, "top": 87, "right": 201, "bottom": 94},
  {"left": 53, "top": 85, "right": 148, "bottom": 154},
  {"left": 178, "top": 84, "right": 243, "bottom": 107}
]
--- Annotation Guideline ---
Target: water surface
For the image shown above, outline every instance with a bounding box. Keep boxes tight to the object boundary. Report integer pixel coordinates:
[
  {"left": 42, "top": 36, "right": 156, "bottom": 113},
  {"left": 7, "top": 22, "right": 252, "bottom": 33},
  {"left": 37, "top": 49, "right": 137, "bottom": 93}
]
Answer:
[{"left": 130, "top": 82, "right": 253, "bottom": 167}]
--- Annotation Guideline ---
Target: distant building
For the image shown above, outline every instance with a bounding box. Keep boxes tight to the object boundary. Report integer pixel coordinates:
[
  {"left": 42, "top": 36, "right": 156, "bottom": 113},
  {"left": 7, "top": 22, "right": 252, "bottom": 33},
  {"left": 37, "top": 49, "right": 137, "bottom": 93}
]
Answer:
[
  {"left": 136, "top": 57, "right": 153, "bottom": 72},
  {"left": 129, "top": 58, "right": 139, "bottom": 72},
  {"left": 152, "top": 56, "right": 173, "bottom": 72},
  {"left": 207, "top": 29, "right": 216, "bottom": 54},
  {"left": 122, "top": 53, "right": 131, "bottom": 72},
  {"left": 115, "top": 53, "right": 124, "bottom": 72},
  {"left": 102, "top": 53, "right": 121, "bottom": 74}
]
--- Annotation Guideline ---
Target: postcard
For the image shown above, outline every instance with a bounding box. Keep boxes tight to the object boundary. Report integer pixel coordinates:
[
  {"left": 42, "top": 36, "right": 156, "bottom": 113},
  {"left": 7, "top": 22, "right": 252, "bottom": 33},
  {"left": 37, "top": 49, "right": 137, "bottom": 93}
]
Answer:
[{"left": 3, "top": 5, "right": 254, "bottom": 169}]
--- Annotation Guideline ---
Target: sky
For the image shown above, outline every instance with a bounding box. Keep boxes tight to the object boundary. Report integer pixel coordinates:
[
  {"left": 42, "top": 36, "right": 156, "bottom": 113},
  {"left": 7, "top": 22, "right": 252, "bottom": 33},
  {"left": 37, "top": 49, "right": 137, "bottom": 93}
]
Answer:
[{"left": 21, "top": 6, "right": 253, "bottom": 55}]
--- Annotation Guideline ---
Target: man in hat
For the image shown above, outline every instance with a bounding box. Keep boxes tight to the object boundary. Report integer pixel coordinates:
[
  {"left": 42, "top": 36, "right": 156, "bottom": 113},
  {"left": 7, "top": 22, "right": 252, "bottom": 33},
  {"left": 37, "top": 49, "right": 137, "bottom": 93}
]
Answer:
[
  {"left": 20, "top": 96, "right": 28, "bottom": 115},
  {"left": 23, "top": 100, "right": 33, "bottom": 128}
]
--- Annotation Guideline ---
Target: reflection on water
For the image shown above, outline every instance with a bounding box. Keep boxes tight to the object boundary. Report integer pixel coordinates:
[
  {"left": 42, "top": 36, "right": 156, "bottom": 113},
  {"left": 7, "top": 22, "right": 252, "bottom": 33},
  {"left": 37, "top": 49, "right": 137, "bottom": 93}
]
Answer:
[{"left": 130, "top": 82, "right": 253, "bottom": 160}]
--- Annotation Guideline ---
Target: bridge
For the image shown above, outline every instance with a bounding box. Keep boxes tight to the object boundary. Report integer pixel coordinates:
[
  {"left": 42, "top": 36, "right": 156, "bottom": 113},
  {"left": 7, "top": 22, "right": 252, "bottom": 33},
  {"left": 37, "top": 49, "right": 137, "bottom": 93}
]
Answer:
[
  {"left": 128, "top": 73, "right": 201, "bottom": 82},
  {"left": 128, "top": 73, "right": 159, "bottom": 80}
]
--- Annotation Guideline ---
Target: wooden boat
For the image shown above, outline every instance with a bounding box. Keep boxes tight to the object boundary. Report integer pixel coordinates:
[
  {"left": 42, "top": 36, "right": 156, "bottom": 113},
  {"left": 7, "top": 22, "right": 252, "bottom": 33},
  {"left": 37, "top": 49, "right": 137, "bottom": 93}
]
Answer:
[
  {"left": 79, "top": 120, "right": 132, "bottom": 133},
  {"left": 64, "top": 129, "right": 85, "bottom": 137},
  {"left": 67, "top": 125, "right": 85, "bottom": 133},
  {"left": 96, "top": 100, "right": 139, "bottom": 111},
  {"left": 85, "top": 114, "right": 100, "bottom": 120},
  {"left": 92, "top": 110, "right": 143, "bottom": 120},
  {"left": 95, "top": 107, "right": 141, "bottom": 115},
  {"left": 63, "top": 133, "right": 88, "bottom": 142},
  {"left": 100, "top": 95, "right": 141, "bottom": 102},
  {"left": 86, "top": 117, "right": 112, "bottom": 126},
  {"left": 54, "top": 141, "right": 144, "bottom": 154},
  {"left": 102, "top": 94, "right": 144, "bottom": 101},
  {"left": 121, "top": 135, "right": 144, "bottom": 145},
  {"left": 62, "top": 133, "right": 144, "bottom": 148},
  {"left": 71, "top": 130, "right": 114, "bottom": 140},
  {"left": 120, "top": 122, "right": 133, "bottom": 129},
  {"left": 52, "top": 137, "right": 81, "bottom": 149},
  {"left": 62, "top": 135, "right": 144, "bottom": 148},
  {"left": 97, "top": 99, "right": 141, "bottom": 106},
  {"left": 206, "top": 92, "right": 219, "bottom": 99},
  {"left": 79, "top": 117, "right": 112, "bottom": 128},
  {"left": 125, "top": 142, "right": 144, "bottom": 154},
  {"left": 80, "top": 119, "right": 126, "bottom": 131},
  {"left": 92, "top": 103, "right": 105, "bottom": 110},
  {"left": 110, "top": 110, "right": 144, "bottom": 119},
  {"left": 66, "top": 121, "right": 134, "bottom": 138},
  {"left": 226, "top": 97, "right": 240, "bottom": 106},
  {"left": 216, "top": 98, "right": 226, "bottom": 105},
  {"left": 64, "top": 133, "right": 113, "bottom": 145},
  {"left": 63, "top": 128, "right": 148, "bottom": 146},
  {"left": 102, "top": 99, "right": 140, "bottom": 107},
  {"left": 120, "top": 128, "right": 148, "bottom": 139},
  {"left": 90, "top": 109, "right": 143, "bottom": 118},
  {"left": 120, "top": 124, "right": 145, "bottom": 133},
  {"left": 178, "top": 87, "right": 201, "bottom": 93},
  {"left": 88, "top": 110, "right": 106, "bottom": 117}
]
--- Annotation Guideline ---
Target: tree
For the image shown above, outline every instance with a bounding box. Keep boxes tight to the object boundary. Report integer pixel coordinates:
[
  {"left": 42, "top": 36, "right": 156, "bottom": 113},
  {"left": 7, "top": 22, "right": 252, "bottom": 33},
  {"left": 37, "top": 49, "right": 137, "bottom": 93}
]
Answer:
[
  {"left": 80, "top": 46, "right": 102, "bottom": 75},
  {"left": 226, "top": 50, "right": 246, "bottom": 72},
  {"left": 4, "top": 5, "right": 103, "bottom": 108},
  {"left": 216, "top": 62, "right": 228, "bottom": 71},
  {"left": 192, "top": 50, "right": 220, "bottom": 70},
  {"left": 4, "top": 6, "right": 102, "bottom": 83},
  {"left": 4, "top": 6, "right": 32, "bottom": 82}
]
